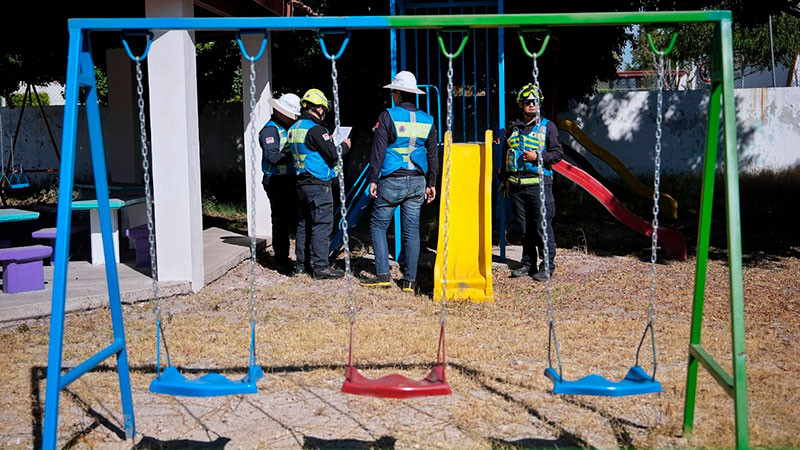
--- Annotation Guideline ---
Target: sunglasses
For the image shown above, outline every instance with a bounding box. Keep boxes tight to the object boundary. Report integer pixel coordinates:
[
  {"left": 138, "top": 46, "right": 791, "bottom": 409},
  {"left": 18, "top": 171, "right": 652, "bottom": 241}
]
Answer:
[{"left": 522, "top": 99, "right": 538, "bottom": 106}]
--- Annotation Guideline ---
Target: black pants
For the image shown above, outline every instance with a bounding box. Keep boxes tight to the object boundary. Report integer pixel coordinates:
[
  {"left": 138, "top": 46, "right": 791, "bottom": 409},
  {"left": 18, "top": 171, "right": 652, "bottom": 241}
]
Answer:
[
  {"left": 509, "top": 183, "right": 556, "bottom": 272},
  {"left": 296, "top": 183, "right": 334, "bottom": 271},
  {"left": 264, "top": 175, "right": 298, "bottom": 266}
]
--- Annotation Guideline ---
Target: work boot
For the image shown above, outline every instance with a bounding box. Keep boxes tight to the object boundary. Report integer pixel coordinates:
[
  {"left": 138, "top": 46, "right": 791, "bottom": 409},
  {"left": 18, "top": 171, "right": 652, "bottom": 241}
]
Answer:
[
  {"left": 277, "top": 261, "right": 296, "bottom": 277},
  {"left": 399, "top": 279, "right": 416, "bottom": 293},
  {"left": 313, "top": 266, "right": 345, "bottom": 280},
  {"left": 360, "top": 273, "right": 392, "bottom": 288},
  {"left": 532, "top": 268, "right": 554, "bottom": 282},
  {"left": 510, "top": 265, "right": 531, "bottom": 278}
]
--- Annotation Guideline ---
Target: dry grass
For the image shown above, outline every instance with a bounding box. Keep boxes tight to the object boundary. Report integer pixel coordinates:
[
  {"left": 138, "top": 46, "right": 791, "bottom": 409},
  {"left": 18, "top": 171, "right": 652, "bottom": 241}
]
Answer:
[{"left": 0, "top": 248, "right": 798, "bottom": 448}]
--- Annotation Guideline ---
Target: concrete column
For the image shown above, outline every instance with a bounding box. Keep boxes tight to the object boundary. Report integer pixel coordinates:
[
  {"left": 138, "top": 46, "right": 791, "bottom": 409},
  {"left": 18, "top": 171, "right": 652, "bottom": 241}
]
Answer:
[
  {"left": 145, "top": 0, "right": 204, "bottom": 291},
  {"left": 105, "top": 47, "right": 139, "bottom": 184},
  {"left": 241, "top": 33, "right": 273, "bottom": 239}
]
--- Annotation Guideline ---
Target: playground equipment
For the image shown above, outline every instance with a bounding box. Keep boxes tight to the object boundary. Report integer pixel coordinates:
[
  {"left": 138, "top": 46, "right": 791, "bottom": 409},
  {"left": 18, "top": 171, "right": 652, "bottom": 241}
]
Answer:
[
  {"left": 1, "top": 83, "right": 63, "bottom": 192},
  {"left": 433, "top": 129, "right": 494, "bottom": 302},
  {"left": 0, "top": 116, "right": 29, "bottom": 189},
  {"left": 432, "top": 32, "right": 494, "bottom": 303},
  {"left": 542, "top": 32, "right": 674, "bottom": 396},
  {"left": 43, "top": 11, "right": 749, "bottom": 450},
  {"left": 0, "top": 118, "right": 9, "bottom": 189},
  {"left": 553, "top": 160, "right": 687, "bottom": 260},
  {"left": 341, "top": 30, "right": 452, "bottom": 398},
  {"left": 141, "top": 31, "right": 265, "bottom": 396},
  {"left": 557, "top": 119, "right": 679, "bottom": 220}
]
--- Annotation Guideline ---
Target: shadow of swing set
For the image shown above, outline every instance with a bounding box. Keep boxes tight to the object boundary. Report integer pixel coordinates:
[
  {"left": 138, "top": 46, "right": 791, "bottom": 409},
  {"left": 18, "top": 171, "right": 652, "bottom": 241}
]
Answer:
[{"left": 43, "top": 11, "right": 749, "bottom": 450}]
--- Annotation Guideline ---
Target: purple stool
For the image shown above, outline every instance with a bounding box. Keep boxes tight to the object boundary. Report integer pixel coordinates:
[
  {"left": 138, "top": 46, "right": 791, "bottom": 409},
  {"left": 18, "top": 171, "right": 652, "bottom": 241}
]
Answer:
[
  {"left": 126, "top": 225, "right": 151, "bottom": 267},
  {"left": 31, "top": 226, "right": 87, "bottom": 265},
  {"left": 0, "top": 245, "right": 52, "bottom": 293},
  {"left": 31, "top": 228, "right": 58, "bottom": 265}
]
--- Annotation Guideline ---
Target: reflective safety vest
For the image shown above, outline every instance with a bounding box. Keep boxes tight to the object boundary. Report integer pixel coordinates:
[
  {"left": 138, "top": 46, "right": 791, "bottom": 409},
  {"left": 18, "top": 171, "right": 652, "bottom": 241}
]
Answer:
[
  {"left": 505, "top": 117, "right": 552, "bottom": 177},
  {"left": 262, "top": 121, "right": 294, "bottom": 177},
  {"left": 380, "top": 107, "right": 434, "bottom": 178},
  {"left": 288, "top": 119, "right": 336, "bottom": 181}
]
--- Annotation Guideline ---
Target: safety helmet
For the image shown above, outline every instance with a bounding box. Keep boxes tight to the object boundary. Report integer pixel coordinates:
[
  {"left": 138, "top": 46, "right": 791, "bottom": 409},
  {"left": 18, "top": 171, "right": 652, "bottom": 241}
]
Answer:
[
  {"left": 301, "top": 88, "right": 329, "bottom": 111},
  {"left": 269, "top": 93, "right": 302, "bottom": 119},
  {"left": 516, "top": 83, "right": 543, "bottom": 103},
  {"left": 383, "top": 70, "right": 425, "bottom": 94}
]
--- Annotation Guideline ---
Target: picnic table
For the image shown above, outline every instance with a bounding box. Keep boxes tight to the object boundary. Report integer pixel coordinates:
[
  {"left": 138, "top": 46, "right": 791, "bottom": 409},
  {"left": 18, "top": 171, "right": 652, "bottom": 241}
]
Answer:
[
  {"left": 72, "top": 197, "right": 146, "bottom": 265},
  {"left": 0, "top": 208, "right": 41, "bottom": 248},
  {"left": 0, "top": 208, "right": 40, "bottom": 223}
]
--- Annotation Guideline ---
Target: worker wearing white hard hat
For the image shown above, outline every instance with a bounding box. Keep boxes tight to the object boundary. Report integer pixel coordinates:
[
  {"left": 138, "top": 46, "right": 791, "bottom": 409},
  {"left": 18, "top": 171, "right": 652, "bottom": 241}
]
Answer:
[
  {"left": 360, "top": 71, "right": 439, "bottom": 292},
  {"left": 260, "top": 92, "right": 302, "bottom": 275}
]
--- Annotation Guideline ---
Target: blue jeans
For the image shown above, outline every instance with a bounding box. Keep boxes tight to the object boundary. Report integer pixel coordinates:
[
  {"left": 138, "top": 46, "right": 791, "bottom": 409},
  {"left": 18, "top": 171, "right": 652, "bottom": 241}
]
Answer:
[{"left": 370, "top": 175, "right": 426, "bottom": 281}]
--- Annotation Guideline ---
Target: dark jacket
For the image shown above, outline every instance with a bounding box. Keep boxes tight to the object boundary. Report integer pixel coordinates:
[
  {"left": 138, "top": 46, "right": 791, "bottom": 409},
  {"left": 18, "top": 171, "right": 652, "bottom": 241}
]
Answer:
[
  {"left": 500, "top": 117, "right": 563, "bottom": 185},
  {"left": 369, "top": 102, "right": 439, "bottom": 187},
  {"left": 296, "top": 111, "right": 350, "bottom": 186}
]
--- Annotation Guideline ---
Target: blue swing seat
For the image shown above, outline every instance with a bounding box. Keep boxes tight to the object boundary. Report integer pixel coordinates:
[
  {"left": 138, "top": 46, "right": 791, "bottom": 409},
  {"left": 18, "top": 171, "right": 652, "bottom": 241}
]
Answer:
[
  {"left": 9, "top": 172, "right": 30, "bottom": 189},
  {"left": 150, "top": 365, "right": 264, "bottom": 397},
  {"left": 544, "top": 366, "right": 662, "bottom": 397}
]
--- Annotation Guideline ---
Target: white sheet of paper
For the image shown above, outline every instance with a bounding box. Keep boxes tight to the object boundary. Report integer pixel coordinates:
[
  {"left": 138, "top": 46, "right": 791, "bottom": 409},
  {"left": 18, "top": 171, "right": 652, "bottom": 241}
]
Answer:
[{"left": 333, "top": 126, "right": 352, "bottom": 146}]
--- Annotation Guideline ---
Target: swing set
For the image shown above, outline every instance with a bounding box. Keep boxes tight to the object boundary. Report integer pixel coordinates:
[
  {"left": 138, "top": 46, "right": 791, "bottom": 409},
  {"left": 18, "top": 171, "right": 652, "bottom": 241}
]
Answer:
[{"left": 44, "top": 11, "right": 748, "bottom": 450}]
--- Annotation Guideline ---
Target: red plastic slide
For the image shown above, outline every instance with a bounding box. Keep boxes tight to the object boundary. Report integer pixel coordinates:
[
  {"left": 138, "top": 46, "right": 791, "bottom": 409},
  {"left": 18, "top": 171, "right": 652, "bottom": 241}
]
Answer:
[{"left": 553, "top": 160, "right": 687, "bottom": 260}]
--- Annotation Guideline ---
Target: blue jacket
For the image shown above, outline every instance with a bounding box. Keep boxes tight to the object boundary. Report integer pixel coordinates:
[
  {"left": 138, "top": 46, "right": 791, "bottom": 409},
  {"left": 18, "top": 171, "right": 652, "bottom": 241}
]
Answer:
[
  {"left": 289, "top": 119, "right": 337, "bottom": 181},
  {"left": 379, "top": 106, "right": 434, "bottom": 177},
  {"left": 505, "top": 118, "right": 553, "bottom": 177}
]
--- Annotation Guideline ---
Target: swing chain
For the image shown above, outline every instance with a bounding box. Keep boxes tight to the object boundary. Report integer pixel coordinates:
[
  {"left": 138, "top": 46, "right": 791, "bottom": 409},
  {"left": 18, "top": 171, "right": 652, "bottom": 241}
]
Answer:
[
  {"left": 643, "top": 50, "right": 664, "bottom": 372},
  {"left": 247, "top": 57, "right": 258, "bottom": 325},
  {"left": 446, "top": 59, "right": 454, "bottom": 134},
  {"left": 530, "top": 54, "right": 562, "bottom": 377},
  {"left": 532, "top": 55, "right": 552, "bottom": 311},
  {"left": 439, "top": 57, "right": 456, "bottom": 325},
  {"left": 649, "top": 52, "right": 663, "bottom": 323},
  {"left": 331, "top": 59, "right": 355, "bottom": 325},
  {"left": 135, "top": 60, "right": 160, "bottom": 324}
]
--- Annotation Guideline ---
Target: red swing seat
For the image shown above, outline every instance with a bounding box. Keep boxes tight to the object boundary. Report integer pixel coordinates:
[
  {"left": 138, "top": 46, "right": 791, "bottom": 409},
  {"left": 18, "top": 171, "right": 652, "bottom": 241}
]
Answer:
[
  {"left": 342, "top": 323, "right": 451, "bottom": 399},
  {"left": 342, "top": 365, "right": 450, "bottom": 398}
]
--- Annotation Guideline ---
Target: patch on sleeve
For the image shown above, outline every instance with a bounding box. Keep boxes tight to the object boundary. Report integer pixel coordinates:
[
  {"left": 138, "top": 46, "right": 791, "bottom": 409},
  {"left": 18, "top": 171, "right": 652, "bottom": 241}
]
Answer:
[
  {"left": 322, "top": 133, "right": 330, "bottom": 141},
  {"left": 265, "top": 136, "right": 275, "bottom": 144}
]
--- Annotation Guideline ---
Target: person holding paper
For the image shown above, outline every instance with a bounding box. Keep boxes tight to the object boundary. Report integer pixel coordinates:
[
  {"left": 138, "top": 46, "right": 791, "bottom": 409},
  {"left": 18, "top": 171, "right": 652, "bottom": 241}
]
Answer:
[
  {"left": 289, "top": 88, "right": 351, "bottom": 280},
  {"left": 260, "top": 92, "right": 301, "bottom": 276},
  {"left": 360, "top": 71, "right": 439, "bottom": 293}
]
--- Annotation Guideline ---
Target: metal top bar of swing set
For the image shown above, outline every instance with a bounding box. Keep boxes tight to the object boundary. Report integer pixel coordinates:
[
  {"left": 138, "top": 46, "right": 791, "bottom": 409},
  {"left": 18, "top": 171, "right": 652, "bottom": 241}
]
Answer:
[{"left": 68, "top": 10, "right": 732, "bottom": 32}]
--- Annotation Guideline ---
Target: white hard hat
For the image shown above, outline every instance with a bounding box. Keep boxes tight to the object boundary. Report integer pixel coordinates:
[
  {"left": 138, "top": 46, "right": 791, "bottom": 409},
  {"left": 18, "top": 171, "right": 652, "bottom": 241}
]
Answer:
[
  {"left": 383, "top": 70, "right": 425, "bottom": 95},
  {"left": 269, "top": 93, "right": 301, "bottom": 119}
]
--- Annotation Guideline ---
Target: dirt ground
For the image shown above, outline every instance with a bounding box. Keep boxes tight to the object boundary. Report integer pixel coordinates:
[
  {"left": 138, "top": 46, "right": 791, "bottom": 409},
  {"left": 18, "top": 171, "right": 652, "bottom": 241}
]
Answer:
[{"left": 0, "top": 247, "right": 798, "bottom": 449}]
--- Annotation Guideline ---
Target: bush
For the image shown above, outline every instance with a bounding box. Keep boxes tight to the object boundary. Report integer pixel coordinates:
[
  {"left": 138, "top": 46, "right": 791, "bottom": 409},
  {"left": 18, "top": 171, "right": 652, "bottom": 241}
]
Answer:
[{"left": 10, "top": 92, "right": 49, "bottom": 106}]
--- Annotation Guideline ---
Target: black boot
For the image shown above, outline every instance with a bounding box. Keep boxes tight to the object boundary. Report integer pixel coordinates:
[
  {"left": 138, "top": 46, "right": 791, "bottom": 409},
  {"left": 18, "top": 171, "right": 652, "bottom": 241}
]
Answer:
[
  {"left": 510, "top": 265, "right": 532, "bottom": 278},
  {"left": 360, "top": 273, "right": 392, "bottom": 288},
  {"left": 313, "top": 266, "right": 345, "bottom": 280}
]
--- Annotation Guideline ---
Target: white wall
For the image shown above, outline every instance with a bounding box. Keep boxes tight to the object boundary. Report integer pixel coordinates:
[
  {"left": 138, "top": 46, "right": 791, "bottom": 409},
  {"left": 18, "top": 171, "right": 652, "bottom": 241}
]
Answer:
[
  {"left": 559, "top": 86, "right": 800, "bottom": 177},
  {"left": 6, "top": 86, "right": 800, "bottom": 188}
]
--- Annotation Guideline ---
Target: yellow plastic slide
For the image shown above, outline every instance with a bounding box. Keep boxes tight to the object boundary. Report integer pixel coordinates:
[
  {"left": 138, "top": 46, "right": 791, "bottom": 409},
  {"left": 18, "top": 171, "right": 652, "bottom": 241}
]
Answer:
[
  {"left": 558, "top": 119, "right": 678, "bottom": 219},
  {"left": 433, "top": 130, "right": 493, "bottom": 303}
]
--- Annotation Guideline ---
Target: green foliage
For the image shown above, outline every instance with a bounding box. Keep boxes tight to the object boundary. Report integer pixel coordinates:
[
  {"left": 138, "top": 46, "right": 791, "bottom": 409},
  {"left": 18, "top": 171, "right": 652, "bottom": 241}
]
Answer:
[
  {"left": 94, "top": 67, "right": 108, "bottom": 105},
  {"left": 196, "top": 40, "right": 243, "bottom": 105},
  {"left": 630, "top": 3, "right": 800, "bottom": 75},
  {"left": 10, "top": 91, "right": 49, "bottom": 106}
]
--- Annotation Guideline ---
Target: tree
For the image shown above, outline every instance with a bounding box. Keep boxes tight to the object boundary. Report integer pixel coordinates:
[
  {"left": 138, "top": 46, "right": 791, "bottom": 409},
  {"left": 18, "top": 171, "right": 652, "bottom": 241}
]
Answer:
[{"left": 630, "top": 1, "right": 800, "bottom": 88}]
